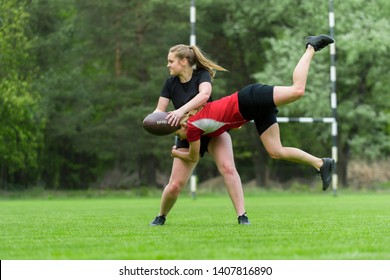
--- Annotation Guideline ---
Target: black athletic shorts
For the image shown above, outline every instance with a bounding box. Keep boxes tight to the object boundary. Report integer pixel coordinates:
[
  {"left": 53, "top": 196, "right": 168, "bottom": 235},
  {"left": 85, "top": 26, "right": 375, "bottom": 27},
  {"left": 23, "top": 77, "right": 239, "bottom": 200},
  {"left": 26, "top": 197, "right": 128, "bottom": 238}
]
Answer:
[
  {"left": 237, "top": 83, "right": 279, "bottom": 135},
  {"left": 176, "top": 135, "right": 212, "bottom": 157}
]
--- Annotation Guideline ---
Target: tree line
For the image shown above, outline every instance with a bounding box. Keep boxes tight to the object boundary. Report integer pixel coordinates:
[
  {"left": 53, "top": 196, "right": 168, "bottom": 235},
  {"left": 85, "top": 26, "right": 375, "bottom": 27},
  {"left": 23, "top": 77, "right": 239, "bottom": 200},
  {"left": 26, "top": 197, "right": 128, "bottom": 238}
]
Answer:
[{"left": 1, "top": 0, "right": 389, "bottom": 190}]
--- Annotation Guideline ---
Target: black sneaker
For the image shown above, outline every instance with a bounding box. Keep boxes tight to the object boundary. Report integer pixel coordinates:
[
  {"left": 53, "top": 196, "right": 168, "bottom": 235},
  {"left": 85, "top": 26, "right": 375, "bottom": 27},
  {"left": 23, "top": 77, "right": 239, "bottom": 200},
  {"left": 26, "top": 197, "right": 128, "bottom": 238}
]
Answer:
[
  {"left": 306, "top": 35, "right": 334, "bottom": 52},
  {"left": 319, "top": 158, "right": 335, "bottom": 191},
  {"left": 238, "top": 213, "right": 251, "bottom": 225},
  {"left": 150, "top": 215, "right": 166, "bottom": 226}
]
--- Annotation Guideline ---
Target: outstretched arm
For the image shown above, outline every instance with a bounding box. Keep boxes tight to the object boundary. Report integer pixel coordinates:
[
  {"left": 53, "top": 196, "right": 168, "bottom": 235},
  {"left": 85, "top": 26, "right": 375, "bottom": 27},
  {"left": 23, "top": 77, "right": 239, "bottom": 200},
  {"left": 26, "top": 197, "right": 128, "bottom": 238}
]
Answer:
[{"left": 171, "top": 140, "right": 200, "bottom": 163}]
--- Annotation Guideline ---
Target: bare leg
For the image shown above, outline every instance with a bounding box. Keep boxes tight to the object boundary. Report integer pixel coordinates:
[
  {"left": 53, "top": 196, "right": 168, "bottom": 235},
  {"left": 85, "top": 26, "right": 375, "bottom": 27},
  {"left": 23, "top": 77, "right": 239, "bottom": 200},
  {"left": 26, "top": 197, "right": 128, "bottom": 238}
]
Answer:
[
  {"left": 208, "top": 132, "right": 246, "bottom": 216},
  {"left": 158, "top": 150, "right": 197, "bottom": 216},
  {"left": 260, "top": 123, "right": 323, "bottom": 171},
  {"left": 259, "top": 44, "right": 332, "bottom": 186},
  {"left": 273, "top": 45, "right": 315, "bottom": 106}
]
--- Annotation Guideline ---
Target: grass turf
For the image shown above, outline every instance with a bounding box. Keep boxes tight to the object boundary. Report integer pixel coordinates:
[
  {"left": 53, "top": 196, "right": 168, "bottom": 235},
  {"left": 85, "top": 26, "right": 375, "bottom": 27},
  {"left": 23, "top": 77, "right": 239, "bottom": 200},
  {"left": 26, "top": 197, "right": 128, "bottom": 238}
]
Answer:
[{"left": 0, "top": 192, "right": 389, "bottom": 260}]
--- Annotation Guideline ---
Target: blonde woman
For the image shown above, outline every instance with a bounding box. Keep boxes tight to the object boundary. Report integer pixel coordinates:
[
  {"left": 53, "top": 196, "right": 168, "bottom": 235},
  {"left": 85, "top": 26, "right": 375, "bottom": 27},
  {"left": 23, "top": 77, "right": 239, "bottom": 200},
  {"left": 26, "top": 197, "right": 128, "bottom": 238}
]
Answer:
[{"left": 150, "top": 45, "right": 250, "bottom": 226}]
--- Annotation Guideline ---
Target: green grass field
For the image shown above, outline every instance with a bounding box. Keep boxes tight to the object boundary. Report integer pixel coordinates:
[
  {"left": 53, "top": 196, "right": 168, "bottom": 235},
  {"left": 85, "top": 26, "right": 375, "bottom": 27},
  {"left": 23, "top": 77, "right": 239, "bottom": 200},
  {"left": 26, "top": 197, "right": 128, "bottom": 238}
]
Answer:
[{"left": 1, "top": 192, "right": 389, "bottom": 260}]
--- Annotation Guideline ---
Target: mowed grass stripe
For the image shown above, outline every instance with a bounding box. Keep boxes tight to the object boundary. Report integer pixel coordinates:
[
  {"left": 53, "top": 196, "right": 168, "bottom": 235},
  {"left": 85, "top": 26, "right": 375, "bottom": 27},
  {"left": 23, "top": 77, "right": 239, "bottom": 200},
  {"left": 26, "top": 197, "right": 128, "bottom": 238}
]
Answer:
[{"left": 0, "top": 193, "right": 389, "bottom": 260}]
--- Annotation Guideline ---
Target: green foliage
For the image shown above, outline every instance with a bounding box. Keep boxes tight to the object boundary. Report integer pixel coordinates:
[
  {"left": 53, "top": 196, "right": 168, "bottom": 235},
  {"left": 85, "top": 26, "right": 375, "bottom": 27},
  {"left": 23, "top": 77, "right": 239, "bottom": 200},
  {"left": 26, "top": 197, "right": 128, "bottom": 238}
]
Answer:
[
  {"left": 334, "top": 0, "right": 390, "bottom": 161},
  {"left": 26, "top": 0, "right": 190, "bottom": 188},
  {"left": 0, "top": 78, "right": 42, "bottom": 170},
  {"left": 343, "top": 104, "right": 390, "bottom": 159},
  {"left": 0, "top": 0, "right": 44, "bottom": 185},
  {"left": 0, "top": 0, "right": 389, "bottom": 189}
]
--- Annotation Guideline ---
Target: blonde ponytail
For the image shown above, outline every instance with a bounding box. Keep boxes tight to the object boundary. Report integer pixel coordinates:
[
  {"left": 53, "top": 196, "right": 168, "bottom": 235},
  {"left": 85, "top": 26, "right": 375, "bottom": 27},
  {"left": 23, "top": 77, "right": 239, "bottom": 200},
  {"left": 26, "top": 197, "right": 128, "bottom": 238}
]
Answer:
[
  {"left": 169, "top": 44, "right": 228, "bottom": 79},
  {"left": 179, "top": 105, "right": 205, "bottom": 126}
]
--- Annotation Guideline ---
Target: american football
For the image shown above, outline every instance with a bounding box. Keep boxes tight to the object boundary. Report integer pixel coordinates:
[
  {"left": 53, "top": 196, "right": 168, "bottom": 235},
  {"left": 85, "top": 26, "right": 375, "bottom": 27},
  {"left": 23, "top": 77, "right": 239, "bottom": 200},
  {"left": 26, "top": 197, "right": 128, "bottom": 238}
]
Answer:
[{"left": 142, "top": 112, "right": 180, "bottom": 136}]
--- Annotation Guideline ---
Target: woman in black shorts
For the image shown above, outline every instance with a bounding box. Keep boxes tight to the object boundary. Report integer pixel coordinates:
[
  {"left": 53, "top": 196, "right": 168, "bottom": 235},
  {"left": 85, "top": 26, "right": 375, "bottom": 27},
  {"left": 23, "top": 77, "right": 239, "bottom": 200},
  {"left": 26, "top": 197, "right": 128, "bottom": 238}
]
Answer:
[
  {"left": 172, "top": 35, "right": 336, "bottom": 191},
  {"left": 150, "top": 44, "right": 250, "bottom": 226}
]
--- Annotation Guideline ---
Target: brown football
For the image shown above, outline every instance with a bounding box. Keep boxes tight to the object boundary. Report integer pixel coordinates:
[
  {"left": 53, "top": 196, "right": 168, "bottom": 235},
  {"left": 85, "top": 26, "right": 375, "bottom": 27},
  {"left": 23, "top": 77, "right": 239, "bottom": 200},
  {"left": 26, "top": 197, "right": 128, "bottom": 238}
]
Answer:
[{"left": 142, "top": 112, "right": 180, "bottom": 136}]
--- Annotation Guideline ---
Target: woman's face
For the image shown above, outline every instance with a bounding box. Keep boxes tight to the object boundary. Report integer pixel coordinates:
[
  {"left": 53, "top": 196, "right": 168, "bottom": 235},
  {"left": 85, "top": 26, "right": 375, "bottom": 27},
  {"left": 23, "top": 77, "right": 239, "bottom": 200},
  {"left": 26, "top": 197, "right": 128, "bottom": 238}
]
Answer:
[
  {"left": 167, "top": 52, "right": 187, "bottom": 76},
  {"left": 174, "top": 124, "right": 188, "bottom": 140}
]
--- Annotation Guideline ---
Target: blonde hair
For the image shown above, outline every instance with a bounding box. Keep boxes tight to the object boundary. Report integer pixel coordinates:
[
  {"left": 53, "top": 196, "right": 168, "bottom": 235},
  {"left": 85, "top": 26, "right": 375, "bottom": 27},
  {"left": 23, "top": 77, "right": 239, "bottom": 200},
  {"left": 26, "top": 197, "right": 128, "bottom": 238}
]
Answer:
[
  {"left": 169, "top": 44, "right": 228, "bottom": 79},
  {"left": 179, "top": 105, "right": 204, "bottom": 126}
]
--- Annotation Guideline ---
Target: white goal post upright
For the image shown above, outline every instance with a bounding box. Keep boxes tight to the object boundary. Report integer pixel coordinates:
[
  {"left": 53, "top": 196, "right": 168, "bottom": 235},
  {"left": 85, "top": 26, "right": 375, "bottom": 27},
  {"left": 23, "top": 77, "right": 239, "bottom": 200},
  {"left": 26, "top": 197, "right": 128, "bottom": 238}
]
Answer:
[
  {"left": 190, "top": 0, "right": 196, "bottom": 46},
  {"left": 189, "top": 0, "right": 197, "bottom": 198},
  {"left": 329, "top": 0, "right": 338, "bottom": 194}
]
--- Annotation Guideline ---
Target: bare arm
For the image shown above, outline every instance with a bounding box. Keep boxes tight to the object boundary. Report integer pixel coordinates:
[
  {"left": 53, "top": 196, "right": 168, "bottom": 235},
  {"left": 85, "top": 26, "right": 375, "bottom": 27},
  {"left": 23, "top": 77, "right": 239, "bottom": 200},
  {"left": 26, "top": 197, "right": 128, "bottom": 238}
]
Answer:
[
  {"left": 171, "top": 140, "right": 200, "bottom": 163},
  {"left": 167, "top": 82, "right": 212, "bottom": 126},
  {"left": 154, "top": 96, "right": 170, "bottom": 112}
]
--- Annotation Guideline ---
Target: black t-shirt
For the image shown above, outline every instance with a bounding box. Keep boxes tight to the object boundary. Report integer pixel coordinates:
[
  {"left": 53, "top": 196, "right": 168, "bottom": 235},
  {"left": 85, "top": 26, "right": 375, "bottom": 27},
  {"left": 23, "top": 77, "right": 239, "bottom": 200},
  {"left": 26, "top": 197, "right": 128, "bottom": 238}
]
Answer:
[{"left": 160, "top": 69, "right": 212, "bottom": 109}]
